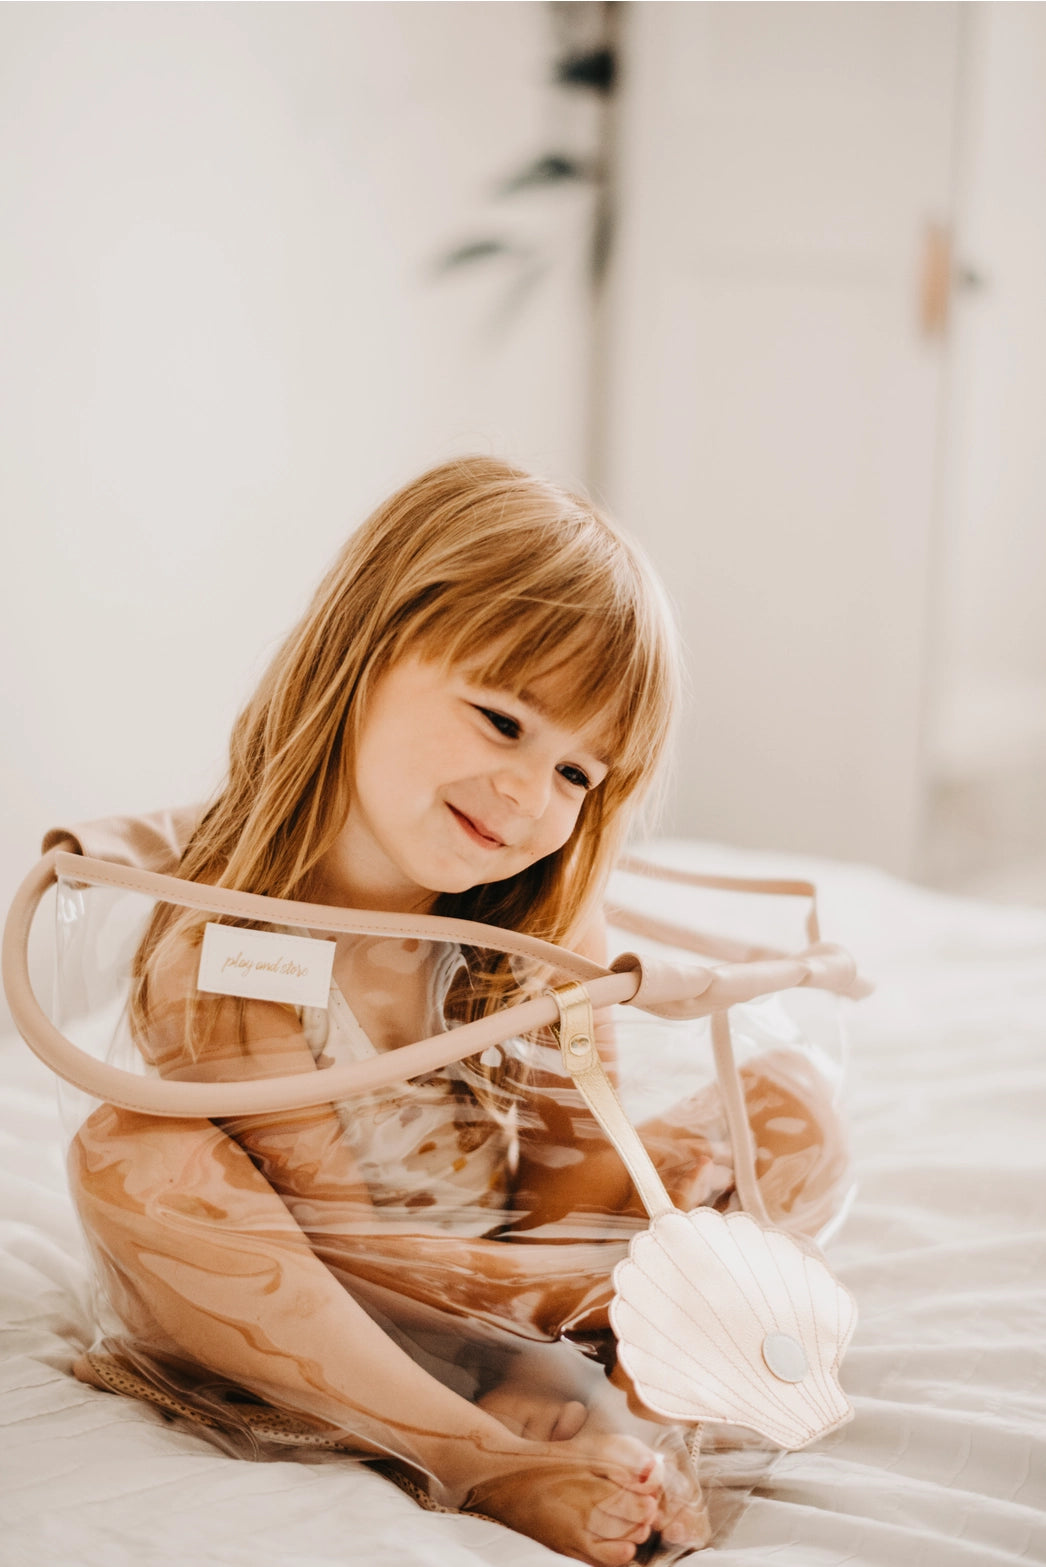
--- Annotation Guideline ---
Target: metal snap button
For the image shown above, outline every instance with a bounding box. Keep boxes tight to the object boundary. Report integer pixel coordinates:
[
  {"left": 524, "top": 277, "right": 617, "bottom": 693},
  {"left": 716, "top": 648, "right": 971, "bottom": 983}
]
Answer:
[{"left": 762, "top": 1331, "right": 809, "bottom": 1383}]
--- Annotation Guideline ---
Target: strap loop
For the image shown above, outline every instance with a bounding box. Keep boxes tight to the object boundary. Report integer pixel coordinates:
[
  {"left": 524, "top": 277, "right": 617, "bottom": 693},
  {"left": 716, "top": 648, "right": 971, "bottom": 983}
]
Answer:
[{"left": 549, "top": 980, "right": 599, "bottom": 1074}]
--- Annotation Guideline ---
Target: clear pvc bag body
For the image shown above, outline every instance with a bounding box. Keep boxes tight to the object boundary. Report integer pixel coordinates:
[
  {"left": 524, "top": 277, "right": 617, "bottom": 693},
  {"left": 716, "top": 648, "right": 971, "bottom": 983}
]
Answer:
[
  {"left": 607, "top": 858, "right": 855, "bottom": 1246},
  {"left": 47, "top": 862, "right": 856, "bottom": 1558}
]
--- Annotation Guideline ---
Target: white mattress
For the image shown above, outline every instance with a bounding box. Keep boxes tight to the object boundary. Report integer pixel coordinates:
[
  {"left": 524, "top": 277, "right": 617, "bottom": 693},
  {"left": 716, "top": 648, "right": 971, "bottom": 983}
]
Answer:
[{"left": 1, "top": 840, "right": 1044, "bottom": 1565}]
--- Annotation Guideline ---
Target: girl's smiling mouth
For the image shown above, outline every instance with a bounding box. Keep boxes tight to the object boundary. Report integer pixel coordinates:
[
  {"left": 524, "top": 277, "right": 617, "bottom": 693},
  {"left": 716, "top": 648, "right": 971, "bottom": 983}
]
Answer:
[{"left": 447, "top": 804, "right": 506, "bottom": 849}]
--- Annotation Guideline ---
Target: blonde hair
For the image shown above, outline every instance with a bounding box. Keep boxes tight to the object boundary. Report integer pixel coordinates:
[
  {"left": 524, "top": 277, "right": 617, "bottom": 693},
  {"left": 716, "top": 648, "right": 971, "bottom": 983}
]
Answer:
[{"left": 134, "top": 457, "right": 679, "bottom": 1039}]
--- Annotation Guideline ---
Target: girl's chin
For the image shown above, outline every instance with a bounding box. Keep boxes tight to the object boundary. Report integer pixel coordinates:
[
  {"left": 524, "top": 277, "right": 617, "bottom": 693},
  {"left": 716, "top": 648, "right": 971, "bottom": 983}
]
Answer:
[
  {"left": 424, "top": 856, "right": 524, "bottom": 898},
  {"left": 431, "top": 869, "right": 509, "bottom": 897}
]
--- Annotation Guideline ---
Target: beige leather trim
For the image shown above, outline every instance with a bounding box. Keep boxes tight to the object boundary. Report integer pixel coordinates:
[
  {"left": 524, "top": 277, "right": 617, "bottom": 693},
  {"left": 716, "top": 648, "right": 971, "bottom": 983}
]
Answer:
[
  {"left": 3, "top": 850, "right": 869, "bottom": 1121},
  {"left": 54, "top": 851, "right": 609, "bottom": 980},
  {"left": 619, "top": 854, "right": 822, "bottom": 945},
  {"left": 609, "top": 944, "right": 869, "bottom": 1013},
  {"left": 3, "top": 851, "right": 640, "bottom": 1117}
]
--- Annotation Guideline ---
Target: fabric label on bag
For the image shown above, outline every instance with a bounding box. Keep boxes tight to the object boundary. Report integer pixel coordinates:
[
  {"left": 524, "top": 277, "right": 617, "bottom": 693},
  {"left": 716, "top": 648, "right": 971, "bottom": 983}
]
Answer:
[{"left": 197, "top": 923, "right": 335, "bottom": 1009}]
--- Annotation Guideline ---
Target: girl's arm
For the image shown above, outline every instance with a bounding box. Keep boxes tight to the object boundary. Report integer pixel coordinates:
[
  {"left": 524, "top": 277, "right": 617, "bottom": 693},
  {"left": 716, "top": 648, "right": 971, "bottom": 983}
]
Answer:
[
  {"left": 137, "top": 937, "right": 379, "bottom": 1219},
  {"left": 137, "top": 941, "right": 623, "bottom": 1334},
  {"left": 72, "top": 1095, "right": 682, "bottom": 1567},
  {"left": 139, "top": 935, "right": 702, "bottom": 1333},
  {"left": 90, "top": 950, "right": 670, "bottom": 1558},
  {"left": 72, "top": 1098, "right": 525, "bottom": 1491}
]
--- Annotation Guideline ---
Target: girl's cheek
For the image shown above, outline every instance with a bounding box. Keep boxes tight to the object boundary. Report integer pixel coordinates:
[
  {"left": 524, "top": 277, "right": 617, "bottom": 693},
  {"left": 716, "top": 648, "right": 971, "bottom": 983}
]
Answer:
[{"left": 549, "top": 800, "right": 584, "bottom": 853}]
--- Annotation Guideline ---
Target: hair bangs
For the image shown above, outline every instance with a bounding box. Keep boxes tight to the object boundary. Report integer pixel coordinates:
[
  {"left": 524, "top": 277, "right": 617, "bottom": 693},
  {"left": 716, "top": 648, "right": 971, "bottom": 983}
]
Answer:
[{"left": 433, "top": 594, "right": 671, "bottom": 798}]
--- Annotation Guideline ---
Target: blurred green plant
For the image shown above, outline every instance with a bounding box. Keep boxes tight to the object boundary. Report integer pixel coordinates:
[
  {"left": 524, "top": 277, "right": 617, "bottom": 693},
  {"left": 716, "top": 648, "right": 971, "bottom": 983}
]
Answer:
[{"left": 433, "top": 1, "right": 620, "bottom": 317}]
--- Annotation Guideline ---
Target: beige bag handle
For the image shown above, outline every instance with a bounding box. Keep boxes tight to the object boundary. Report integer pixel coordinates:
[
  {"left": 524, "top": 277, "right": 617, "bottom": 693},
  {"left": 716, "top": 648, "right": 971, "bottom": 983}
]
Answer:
[
  {"left": 612, "top": 851, "right": 821, "bottom": 961},
  {"left": 2, "top": 850, "right": 868, "bottom": 1152}
]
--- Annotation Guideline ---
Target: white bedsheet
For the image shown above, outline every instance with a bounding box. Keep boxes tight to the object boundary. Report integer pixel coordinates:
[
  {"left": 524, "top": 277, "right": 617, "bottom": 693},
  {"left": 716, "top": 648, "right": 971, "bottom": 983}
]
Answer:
[{"left": 1, "top": 841, "right": 1044, "bottom": 1566}]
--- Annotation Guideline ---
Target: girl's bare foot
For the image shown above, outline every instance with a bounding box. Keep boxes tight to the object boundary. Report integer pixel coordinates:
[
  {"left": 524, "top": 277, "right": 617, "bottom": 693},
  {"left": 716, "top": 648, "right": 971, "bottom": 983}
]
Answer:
[
  {"left": 465, "top": 1431, "right": 663, "bottom": 1567},
  {"left": 477, "top": 1378, "right": 711, "bottom": 1556}
]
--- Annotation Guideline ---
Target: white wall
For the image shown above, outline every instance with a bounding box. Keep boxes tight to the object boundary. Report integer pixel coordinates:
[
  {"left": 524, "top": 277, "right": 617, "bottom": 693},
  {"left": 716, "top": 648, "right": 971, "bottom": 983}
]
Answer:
[{"left": 0, "top": 4, "right": 593, "bottom": 924}]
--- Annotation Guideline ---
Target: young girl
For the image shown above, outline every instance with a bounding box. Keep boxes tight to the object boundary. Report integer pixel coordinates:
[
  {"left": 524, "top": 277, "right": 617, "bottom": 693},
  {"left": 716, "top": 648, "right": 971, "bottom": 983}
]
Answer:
[{"left": 67, "top": 457, "right": 849, "bottom": 1565}]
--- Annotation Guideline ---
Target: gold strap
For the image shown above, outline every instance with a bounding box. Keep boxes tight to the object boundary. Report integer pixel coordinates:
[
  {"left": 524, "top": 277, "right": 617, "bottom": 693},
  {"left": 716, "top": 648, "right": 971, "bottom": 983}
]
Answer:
[
  {"left": 548, "top": 981, "right": 673, "bottom": 1221},
  {"left": 548, "top": 983, "right": 768, "bottom": 1226}
]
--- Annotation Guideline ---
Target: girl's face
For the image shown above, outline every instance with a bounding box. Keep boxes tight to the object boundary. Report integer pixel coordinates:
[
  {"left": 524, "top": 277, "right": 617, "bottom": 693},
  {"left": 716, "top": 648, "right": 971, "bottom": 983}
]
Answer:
[{"left": 318, "top": 654, "right": 610, "bottom": 912}]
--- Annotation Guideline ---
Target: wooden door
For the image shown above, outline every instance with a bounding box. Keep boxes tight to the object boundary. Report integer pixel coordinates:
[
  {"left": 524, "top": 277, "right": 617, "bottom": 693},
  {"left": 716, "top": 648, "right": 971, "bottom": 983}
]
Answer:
[{"left": 602, "top": 2, "right": 961, "bottom": 875}]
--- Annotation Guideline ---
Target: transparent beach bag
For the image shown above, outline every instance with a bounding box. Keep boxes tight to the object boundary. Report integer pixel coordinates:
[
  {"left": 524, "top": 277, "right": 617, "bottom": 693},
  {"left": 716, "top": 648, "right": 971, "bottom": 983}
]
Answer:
[{"left": 3, "top": 810, "right": 868, "bottom": 1556}]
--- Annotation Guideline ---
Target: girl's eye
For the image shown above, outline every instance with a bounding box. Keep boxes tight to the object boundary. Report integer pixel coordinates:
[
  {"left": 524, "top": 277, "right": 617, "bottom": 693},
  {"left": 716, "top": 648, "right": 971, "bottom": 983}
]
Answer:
[
  {"left": 474, "top": 703, "right": 597, "bottom": 790},
  {"left": 478, "top": 707, "right": 520, "bottom": 740},
  {"left": 557, "top": 763, "right": 593, "bottom": 791}
]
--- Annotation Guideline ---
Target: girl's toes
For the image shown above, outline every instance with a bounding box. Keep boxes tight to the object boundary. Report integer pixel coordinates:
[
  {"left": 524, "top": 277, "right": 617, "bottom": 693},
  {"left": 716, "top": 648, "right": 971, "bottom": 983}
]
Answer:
[
  {"left": 589, "top": 1489, "right": 657, "bottom": 1554},
  {"left": 590, "top": 1510, "right": 653, "bottom": 1549},
  {"left": 593, "top": 1488, "right": 658, "bottom": 1533},
  {"left": 598, "top": 1436, "right": 663, "bottom": 1492}
]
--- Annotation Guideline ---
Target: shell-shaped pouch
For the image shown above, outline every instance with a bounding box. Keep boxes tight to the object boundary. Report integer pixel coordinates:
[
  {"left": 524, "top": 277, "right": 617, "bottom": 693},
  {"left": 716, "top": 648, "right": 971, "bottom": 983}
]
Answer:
[
  {"left": 548, "top": 979, "right": 858, "bottom": 1453},
  {"left": 610, "top": 1208, "right": 856, "bottom": 1447}
]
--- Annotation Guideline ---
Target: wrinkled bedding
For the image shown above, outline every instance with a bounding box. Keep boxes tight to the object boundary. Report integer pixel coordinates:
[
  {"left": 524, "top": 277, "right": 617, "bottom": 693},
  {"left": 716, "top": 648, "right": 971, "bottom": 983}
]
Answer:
[{"left": 1, "top": 840, "right": 1043, "bottom": 1565}]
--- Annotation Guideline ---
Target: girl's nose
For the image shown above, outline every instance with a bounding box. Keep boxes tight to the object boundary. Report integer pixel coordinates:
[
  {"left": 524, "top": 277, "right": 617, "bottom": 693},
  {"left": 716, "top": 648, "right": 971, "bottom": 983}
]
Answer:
[{"left": 495, "top": 761, "right": 551, "bottom": 819}]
